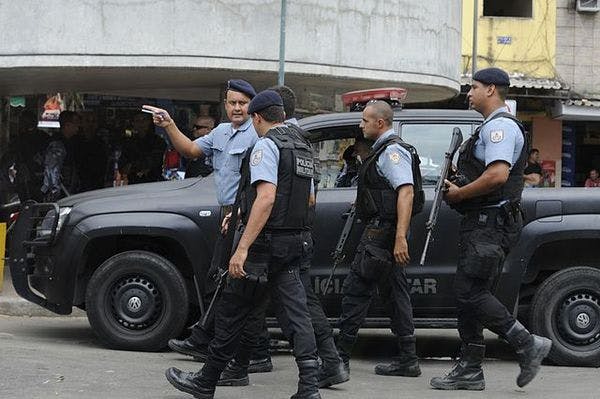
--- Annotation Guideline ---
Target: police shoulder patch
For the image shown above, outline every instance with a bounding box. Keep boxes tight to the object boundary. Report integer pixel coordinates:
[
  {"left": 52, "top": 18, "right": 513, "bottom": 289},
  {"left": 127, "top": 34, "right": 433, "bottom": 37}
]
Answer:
[
  {"left": 490, "top": 130, "right": 504, "bottom": 143},
  {"left": 388, "top": 151, "right": 401, "bottom": 164},
  {"left": 250, "top": 149, "right": 263, "bottom": 166}
]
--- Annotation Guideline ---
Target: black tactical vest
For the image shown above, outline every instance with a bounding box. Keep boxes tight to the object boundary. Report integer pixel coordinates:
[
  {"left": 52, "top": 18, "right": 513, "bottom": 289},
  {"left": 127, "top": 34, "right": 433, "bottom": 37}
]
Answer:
[
  {"left": 286, "top": 123, "right": 320, "bottom": 228},
  {"left": 456, "top": 111, "right": 528, "bottom": 210},
  {"left": 239, "top": 125, "right": 314, "bottom": 230},
  {"left": 356, "top": 134, "right": 424, "bottom": 221}
]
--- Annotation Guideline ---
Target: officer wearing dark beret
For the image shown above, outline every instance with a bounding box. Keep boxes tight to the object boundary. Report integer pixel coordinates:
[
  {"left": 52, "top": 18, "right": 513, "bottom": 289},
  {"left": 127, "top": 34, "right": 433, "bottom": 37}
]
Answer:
[
  {"left": 166, "top": 89, "right": 322, "bottom": 398},
  {"left": 472, "top": 67, "right": 511, "bottom": 86},
  {"left": 214, "top": 86, "right": 348, "bottom": 391},
  {"left": 143, "top": 80, "right": 261, "bottom": 364},
  {"left": 227, "top": 79, "right": 257, "bottom": 99},
  {"left": 431, "top": 67, "right": 552, "bottom": 390}
]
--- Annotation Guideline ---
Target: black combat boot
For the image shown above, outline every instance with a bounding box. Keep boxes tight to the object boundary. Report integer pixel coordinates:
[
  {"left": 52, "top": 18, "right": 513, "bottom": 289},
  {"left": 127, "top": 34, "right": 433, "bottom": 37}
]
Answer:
[
  {"left": 248, "top": 356, "right": 274, "bottom": 373},
  {"left": 317, "top": 336, "right": 350, "bottom": 388},
  {"left": 168, "top": 337, "right": 209, "bottom": 362},
  {"left": 504, "top": 321, "right": 552, "bottom": 388},
  {"left": 317, "top": 357, "right": 350, "bottom": 388},
  {"left": 430, "top": 343, "right": 486, "bottom": 390},
  {"left": 165, "top": 363, "right": 221, "bottom": 399},
  {"left": 335, "top": 333, "right": 356, "bottom": 374},
  {"left": 216, "top": 359, "right": 249, "bottom": 386},
  {"left": 290, "top": 359, "right": 322, "bottom": 399},
  {"left": 374, "top": 335, "right": 421, "bottom": 377}
]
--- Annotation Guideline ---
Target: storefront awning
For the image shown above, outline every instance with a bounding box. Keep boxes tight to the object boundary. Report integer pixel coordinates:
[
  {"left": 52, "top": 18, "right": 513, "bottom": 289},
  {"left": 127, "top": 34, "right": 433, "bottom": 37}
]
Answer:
[{"left": 552, "top": 99, "right": 600, "bottom": 121}]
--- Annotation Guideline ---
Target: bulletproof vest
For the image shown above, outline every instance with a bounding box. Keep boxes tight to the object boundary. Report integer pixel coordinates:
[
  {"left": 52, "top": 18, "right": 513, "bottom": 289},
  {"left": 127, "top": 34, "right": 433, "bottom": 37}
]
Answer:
[
  {"left": 356, "top": 134, "right": 424, "bottom": 221},
  {"left": 239, "top": 125, "right": 314, "bottom": 230},
  {"left": 286, "top": 123, "right": 320, "bottom": 228},
  {"left": 456, "top": 112, "right": 528, "bottom": 210}
]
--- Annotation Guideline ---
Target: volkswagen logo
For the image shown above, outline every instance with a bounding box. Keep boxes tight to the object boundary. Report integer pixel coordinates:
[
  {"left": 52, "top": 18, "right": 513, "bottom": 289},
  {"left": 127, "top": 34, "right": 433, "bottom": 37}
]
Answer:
[
  {"left": 576, "top": 312, "right": 591, "bottom": 329},
  {"left": 127, "top": 296, "right": 142, "bottom": 312}
]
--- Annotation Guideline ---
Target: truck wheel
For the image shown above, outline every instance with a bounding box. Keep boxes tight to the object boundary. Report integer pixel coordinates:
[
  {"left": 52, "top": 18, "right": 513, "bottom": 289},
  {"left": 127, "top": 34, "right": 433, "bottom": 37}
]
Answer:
[
  {"left": 529, "top": 266, "right": 600, "bottom": 367},
  {"left": 85, "top": 250, "right": 189, "bottom": 351}
]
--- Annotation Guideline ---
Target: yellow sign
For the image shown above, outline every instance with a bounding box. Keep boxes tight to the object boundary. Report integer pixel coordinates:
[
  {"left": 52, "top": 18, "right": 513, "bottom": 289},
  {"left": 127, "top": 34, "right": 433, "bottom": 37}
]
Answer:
[{"left": 0, "top": 222, "right": 6, "bottom": 292}]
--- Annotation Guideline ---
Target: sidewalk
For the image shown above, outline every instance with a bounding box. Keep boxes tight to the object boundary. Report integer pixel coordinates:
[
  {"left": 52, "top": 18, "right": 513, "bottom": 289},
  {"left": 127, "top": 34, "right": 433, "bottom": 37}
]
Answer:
[{"left": 0, "top": 264, "right": 84, "bottom": 317}]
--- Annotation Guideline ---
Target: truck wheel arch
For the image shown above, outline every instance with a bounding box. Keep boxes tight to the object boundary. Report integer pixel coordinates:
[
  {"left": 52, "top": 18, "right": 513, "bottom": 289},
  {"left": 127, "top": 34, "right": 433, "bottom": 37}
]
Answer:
[{"left": 71, "top": 213, "right": 212, "bottom": 306}]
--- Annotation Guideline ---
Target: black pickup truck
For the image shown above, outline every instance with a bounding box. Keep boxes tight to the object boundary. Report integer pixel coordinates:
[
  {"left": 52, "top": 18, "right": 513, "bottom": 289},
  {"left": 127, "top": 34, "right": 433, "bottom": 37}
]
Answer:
[{"left": 8, "top": 109, "right": 600, "bottom": 367}]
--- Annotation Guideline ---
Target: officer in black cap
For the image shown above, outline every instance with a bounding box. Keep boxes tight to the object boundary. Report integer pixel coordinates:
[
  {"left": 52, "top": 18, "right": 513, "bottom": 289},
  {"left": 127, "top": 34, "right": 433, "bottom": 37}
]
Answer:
[
  {"left": 143, "top": 79, "right": 264, "bottom": 365},
  {"left": 165, "top": 90, "right": 321, "bottom": 399},
  {"left": 430, "top": 67, "right": 552, "bottom": 390},
  {"left": 215, "top": 86, "right": 348, "bottom": 390}
]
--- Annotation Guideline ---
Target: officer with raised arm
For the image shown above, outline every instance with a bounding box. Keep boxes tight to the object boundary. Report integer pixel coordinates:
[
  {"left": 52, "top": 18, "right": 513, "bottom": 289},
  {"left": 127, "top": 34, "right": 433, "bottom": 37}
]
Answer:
[
  {"left": 430, "top": 67, "right": 551, "bottom": 391},
  {"left": 336, "top": 100, "right": 420, "bottom": 378},
  {"left": 165, "top": 90, "right": 321, "bottom": 399},
  {"left": 143, "top": 79, "right": 258, "bottom": 362},
  {"left": 215, "top": 85, "right": 348, "bottom": 390}
]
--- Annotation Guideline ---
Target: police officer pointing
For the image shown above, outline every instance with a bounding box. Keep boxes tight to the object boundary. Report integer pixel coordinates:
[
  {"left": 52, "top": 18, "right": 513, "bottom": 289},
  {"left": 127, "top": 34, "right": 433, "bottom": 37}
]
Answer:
[
  {"left": 337, "top": 100, "right": 420, "bottom": 377},
  {"left": 430, "top": 67, "right": 552, "bottom": 391},
  {"left": 143, "top": 79, "right": 258, "bottom": 361},
  {"left": 165, "top": 90, "right": 321, "bottom": 399},
  {"left": 214, "top": 85, "right": 348, "bottom": 390}
]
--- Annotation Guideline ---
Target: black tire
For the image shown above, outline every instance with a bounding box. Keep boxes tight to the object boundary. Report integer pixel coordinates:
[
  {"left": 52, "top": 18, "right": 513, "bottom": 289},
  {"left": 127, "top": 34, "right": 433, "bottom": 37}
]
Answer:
[
  {"left": 85, "top": 250, "right": 189, "bottom": 351},
  {"left": 529, "top": 266, "right": 600, "bottom": 367}
]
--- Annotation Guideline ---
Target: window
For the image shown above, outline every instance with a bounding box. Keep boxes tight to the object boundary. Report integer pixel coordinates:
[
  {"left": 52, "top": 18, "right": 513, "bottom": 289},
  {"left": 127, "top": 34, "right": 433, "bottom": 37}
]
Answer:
[
  {"left": 307, "top": 125, "right": 363, "bottom": 189},
  {"left": 400, "top": 123, "right": 473, "bottom": 185},
  {"left": 483, "top": 0, "right": 532, "bottom": 18}
]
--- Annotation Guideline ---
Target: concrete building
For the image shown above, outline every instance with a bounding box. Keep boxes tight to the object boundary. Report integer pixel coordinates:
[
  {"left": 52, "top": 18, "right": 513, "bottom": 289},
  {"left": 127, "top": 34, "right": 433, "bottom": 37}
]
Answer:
[{"left": 0, "top": 0, "right": 462, "bottom": 109}]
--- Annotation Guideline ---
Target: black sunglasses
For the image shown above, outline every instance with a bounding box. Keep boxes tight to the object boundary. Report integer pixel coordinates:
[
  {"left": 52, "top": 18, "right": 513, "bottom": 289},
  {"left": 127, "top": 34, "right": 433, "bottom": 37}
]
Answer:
[{"left": 193, "top": 124, "right": 211, "bottom": 130}]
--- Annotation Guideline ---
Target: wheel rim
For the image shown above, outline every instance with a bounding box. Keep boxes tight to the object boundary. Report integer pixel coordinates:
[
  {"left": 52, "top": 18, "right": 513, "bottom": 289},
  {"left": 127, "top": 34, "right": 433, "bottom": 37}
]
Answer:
[
  {"left": 107, "top": 274, "right": 164, "bottom": 331},
  {"left": 556, "top": 290, "right": 600, "bottom": 350}
]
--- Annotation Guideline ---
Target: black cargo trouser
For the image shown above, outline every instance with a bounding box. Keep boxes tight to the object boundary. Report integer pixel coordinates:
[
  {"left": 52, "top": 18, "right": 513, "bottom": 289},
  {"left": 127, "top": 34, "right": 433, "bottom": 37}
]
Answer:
[
  {"left": 235, "top": 231, "right": 338, "bottom": 367},
  {"left": 339, "top": 220, "right": 414, "bottom": 344},
  {"left": 454, "top": 206, "right": 523, "bottom": 345},
  {"left": 202, "top": 231, "right": 318, "bottom": 382}
]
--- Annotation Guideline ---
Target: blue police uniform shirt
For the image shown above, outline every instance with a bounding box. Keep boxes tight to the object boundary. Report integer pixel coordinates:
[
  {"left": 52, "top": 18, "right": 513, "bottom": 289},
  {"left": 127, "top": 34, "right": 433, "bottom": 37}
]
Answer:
[
  {"left": 249, "top": 127, "right": 315, "bottom": 193},
  {"left": 194, "top": 118, "right": 258, "bottom": 205},
  {"left": 373, "top": 128, "right": 413, "bottom": 190},
  {"left": 473, "top": 106, "right": 524, "bottom": 168}
]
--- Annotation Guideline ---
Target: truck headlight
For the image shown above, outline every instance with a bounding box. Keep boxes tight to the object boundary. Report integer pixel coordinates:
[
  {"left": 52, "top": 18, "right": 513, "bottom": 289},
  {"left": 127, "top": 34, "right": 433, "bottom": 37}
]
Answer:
[{"left": 37, "top": 207, "right": 72, "bottom": 239}]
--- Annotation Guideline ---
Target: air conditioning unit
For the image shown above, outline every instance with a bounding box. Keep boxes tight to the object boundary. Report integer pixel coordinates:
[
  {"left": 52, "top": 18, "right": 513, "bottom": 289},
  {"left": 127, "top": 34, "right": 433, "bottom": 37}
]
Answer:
[{"left": 577, "top": 0, "right": 600, "bottom": 12}]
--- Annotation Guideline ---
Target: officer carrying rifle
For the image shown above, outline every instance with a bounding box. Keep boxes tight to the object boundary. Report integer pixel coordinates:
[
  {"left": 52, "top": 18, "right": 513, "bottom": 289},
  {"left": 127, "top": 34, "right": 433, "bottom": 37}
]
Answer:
[
  {"left": 336, "top": 100, "right": 424, "bottom": 378},
  {"left": 430, "top": 67, "right": 552, "bottom": 391}
]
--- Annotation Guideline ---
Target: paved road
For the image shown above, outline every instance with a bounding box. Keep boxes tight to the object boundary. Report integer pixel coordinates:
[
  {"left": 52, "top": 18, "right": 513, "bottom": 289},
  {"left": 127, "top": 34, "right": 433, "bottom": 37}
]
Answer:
[{"left": 0, "top": 315, "right": 596, "bottom": 399}]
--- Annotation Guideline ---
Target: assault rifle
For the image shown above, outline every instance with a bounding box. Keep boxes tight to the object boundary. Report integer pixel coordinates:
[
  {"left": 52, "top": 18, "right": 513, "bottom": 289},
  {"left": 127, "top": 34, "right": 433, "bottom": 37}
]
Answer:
[
  {"left": 324, "top": 203, "right": 356, "bottom": 294},
  {"left": 419, "top": 127, "right": 463, "bottom": 266},
  {"left": 200, "top": 270, "right": 228, "bottom": 328}
]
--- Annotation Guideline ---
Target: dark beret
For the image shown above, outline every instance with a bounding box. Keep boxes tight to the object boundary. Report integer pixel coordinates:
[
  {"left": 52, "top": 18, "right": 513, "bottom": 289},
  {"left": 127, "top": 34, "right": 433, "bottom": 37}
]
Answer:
[
  {"left": 248, "top": 90, "right": 284, "bottom": 114},
  {"left": 473, "top": 67, "right": 510, "bottom": 86},
  {"left": 227, "top": 79, "right": 256, "bottom": 99}
]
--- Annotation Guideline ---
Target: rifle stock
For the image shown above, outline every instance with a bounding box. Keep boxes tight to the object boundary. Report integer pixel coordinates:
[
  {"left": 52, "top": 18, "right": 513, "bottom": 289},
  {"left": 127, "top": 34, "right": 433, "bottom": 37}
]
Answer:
[
  {"left": 419, "top": 127, "right": 463, "bottom": 266},
  {"left": 324, "top": 203, "right": 356, "bottom": 294}
]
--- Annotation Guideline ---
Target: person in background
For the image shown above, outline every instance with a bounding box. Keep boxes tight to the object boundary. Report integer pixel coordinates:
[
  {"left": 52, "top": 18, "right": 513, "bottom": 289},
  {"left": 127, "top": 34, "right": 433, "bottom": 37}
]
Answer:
[
  {"left": 121, "top": 112, "right": 166, "bottom": 184},
  {"left": 584, "top": 168, "right": 600, "bottom": 187},
  {"left": 77, "top": 111, "right": 108, "bottom": 191},
  {"left": 185, "top": 116, "right": 216, "bottom": 178},
  {"left": 2, "top": 111, "right": 50, "bottom": 202},
  {"left": 523, "top": 148, "right": 542, "bottom": 188},
  {"left": 335, "top": 145, "right": 359, "bottom": 187},
  {"left": 41, "top": 111, "right": 81, "bottom": 201}
]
